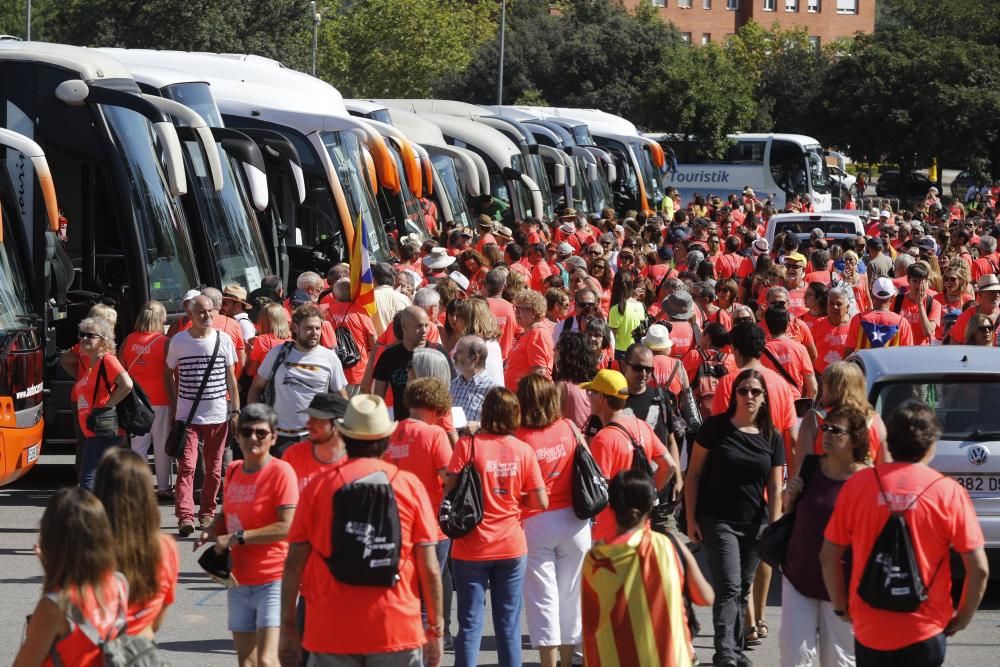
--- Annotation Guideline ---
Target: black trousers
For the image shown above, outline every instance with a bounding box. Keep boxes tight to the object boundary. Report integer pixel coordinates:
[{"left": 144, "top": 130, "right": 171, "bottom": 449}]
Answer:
[{"left": 856, "top": 633, "right": 946, "bottom": 667}]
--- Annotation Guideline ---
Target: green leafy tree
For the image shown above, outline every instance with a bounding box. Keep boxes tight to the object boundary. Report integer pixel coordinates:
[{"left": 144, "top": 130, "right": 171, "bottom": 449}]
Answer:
[
  {"left": 878, "top": 0, "right": 1000, "bottom": 45},
  {"left": 41, "top": 1, "right": 314, "bottom": 70},
  {"left": 320, "top": 0, "right": 496, "bottom": 98},
  {"left": 639, "top": 42, "right": 755, "bottom": 158}
]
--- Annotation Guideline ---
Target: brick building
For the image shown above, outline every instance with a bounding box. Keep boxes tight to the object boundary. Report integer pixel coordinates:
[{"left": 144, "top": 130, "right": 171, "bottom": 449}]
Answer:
[{"left": 624, "top": 0, "right": 875, "bottom": 46}]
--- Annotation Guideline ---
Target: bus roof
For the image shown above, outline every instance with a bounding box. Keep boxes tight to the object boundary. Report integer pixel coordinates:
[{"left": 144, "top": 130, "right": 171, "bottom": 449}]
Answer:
[
  {"left": 377, "top": 99, "right": 490, "bottom": 119},
  {"left": 495, "top": 106, "right": 639, "bottom": 136},
  {"left": 409, "top": 112, "right": 522, "bottom": 169},
  {"left": 0, "top": 41, "right": 135, "bottom": 82},
  {"left": 730, "top": 133, "right": 821, "bottom": 148},
  {"left": 381, "top": 108, "right": 447, "bottom": 145}
]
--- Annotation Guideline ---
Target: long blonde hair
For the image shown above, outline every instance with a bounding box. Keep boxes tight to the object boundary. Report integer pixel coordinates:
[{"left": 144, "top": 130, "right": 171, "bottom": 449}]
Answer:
[
  {"left": 819, "top": 362, "right": 874, "bottom": 417},
  {"left": 455, "top": 297, "right": 501, "bottom": 341},
  {"left": 257, "top": 302, "right": 291, "bottom": 339}
]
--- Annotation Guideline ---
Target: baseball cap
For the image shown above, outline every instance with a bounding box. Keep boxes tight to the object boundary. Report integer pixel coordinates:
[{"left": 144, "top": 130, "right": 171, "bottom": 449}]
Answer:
[
  {"left": 580, "top": 369, "right": 629, "bottom": 399},
  {"left": 182, "top": 289, "right": 202, "bottom": 304},
  {"left": 300, "top": 393, "right": 350, "bottom": 420},
  {"left": 557, "top": 242, "right": 574, "bottom": 257},
  {"left": 867, "top": 236, "right": 884, "bottom": 249},
  {"left": 872, "top": 277, "right": 898, "bottom": 299},
  {"left": 782, "top": 252, "right": 807, "bottom": 266},
  {"left": 917, "top": 236, "right": 936, "bottom": 252},
  {"left": 880, "top": 210, "right": 892, "bottom": 218}
]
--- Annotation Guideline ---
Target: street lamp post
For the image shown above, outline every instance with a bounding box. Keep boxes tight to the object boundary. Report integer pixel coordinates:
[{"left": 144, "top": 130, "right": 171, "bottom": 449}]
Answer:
[
  {"left": 311, "top": 1, "right": 321, "bottom": 77},
  {"left": 496, "top": 0, "right": 506, "bottom": 107},
  {"left": 25, "top": 0, "right": 31, "bottom": 41}
]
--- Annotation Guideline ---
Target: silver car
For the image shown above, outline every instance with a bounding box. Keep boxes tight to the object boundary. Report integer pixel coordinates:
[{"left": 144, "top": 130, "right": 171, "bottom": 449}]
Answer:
[{"left": 849, "top": 346, "right": 1000, "bottom": 573}]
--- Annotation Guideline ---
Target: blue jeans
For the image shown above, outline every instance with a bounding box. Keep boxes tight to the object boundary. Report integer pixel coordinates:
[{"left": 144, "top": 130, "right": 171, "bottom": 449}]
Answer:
[
  {"left": 452, "top": 556, "right": 526, "bottom": 667},
  {"left": 78, "top": 435, "right": 122, "bottom": 490}
]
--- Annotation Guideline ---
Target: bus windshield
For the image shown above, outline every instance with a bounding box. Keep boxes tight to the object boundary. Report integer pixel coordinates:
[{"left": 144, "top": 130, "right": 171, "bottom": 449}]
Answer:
[
  {"left": 183, "top": 140, "right": 269, "bottom": 291},
  {"left": 571, "top": 155, "right": 589, "bottom": 212},
  {"left": 102, "top": 105, "right": 198, "bottom": 311},
  {"left": 430, "top": 154, "right": 473, "bottom": 229},
  {"left": 632, "top": 139, "right": 664, "bottom": 205},
  {"left": 807, "top": 146, "right": 832, "bottom": 195},
  {"left": 163, "top": 82, "right": 223, "bottom": 128},
  {"left": 510, "top": 153, "right": 534, "bottom": 218},
  {"left": 320, "top": 131, "right": 390, "bottom": 256},
  {"left": 0, "top": 238, "right": 32, "bottom": 331},
  {"left": 388, "top": 146, "right": 429, "bottom": 240},
  {"left": 588, "top": 161, "right": 613, "bottom": 213},
  {"left": 528, "top": 152, "right": 554, "bottom": 221}
]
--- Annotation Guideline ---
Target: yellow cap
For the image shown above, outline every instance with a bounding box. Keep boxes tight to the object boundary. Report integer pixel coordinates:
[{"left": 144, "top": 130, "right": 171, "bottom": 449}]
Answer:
[
  {"left": 580, "top": 369, "right": 629, "bottom": 399},
  {"left": 782, "top": 252, "right": 807, "bottom": 266}
]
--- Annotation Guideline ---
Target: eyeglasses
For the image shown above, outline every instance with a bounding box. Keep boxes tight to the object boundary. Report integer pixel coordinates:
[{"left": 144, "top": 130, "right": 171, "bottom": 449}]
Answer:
[
  {"left": 78, "top": 331, "right": 103, "bottom": 340},
  {"left": 769, "top": 301, "right": 788, "bottom": 308},
  {"left": 820, "top": 423, "right": 849, "bottom": 436},
  {"left": 977, "top": 325, "right": 994, "bottom": 333},
  {"left": 238, "top": 426, "right": 273, "bottom": 439},
  {"left": 588, "top": 250, "right": 603, "bottom": 256},
  {"left": 628, "top": 363, "right": 654, "bottom": 374},
  {"left": 736, "top": 387, "right": 764, "bottom": 398},
  {"left": 734, "top": 316, "right": 753, "bottom": 324},
  {"left": 576, "top": 302, "right": 598, "bottom": 310}
]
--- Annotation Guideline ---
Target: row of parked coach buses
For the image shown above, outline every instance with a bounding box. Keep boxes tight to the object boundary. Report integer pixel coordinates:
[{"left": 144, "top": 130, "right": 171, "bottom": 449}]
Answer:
[{"left": 0, "top": 42, "right": 832, "bottom": 484}]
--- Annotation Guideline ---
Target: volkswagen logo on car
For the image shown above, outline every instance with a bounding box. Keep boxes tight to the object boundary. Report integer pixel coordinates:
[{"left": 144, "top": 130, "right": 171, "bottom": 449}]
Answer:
[{"left": 969, "top": 445, "right": 990, "bottom": 466}]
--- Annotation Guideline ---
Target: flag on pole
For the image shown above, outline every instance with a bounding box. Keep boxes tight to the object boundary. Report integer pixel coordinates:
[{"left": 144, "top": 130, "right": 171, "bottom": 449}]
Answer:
[{"left": 349, "top": 214, "right": 376, "bottom": 317}]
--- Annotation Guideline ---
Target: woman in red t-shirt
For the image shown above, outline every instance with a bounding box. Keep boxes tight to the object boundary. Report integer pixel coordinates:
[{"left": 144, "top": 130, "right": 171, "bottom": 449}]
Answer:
[
  {"left": 94, "top": 448, "right": 178, "bottom": 639},
  {"left": 445, "top": 388, "right": 547, "bottom": 667},
  {"left": 119, "top": 301, "right": 173, "bottom": 497},
  {"left": 75, "top": 316, "right": 134, "bottom": 491},
  {"left": 196, "top": 404, "right": 298, "bottom": 666},
  {"left": 515, "top": 376, "right": 591, "bottom": 667},
  {"left": 246, "top": 303, "right": 292, "bottom": 378},
  {"left": 15, "top": 487, "right": 128, "bottom": 667},
  {"left": 505, "top": 290, "right": 555, "bottom": 390}
]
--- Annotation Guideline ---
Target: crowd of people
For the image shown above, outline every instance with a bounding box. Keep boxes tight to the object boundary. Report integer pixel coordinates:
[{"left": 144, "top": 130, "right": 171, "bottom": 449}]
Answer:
[{"left": 16, "top": 183, "right": 998, "bottom": 667}]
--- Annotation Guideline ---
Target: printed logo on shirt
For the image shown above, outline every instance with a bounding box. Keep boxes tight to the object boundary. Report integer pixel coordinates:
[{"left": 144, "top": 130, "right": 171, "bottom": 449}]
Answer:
[
  {"left": 226, "top": 481, "right": 258, "bottom": 505},
  {"left": 385, "top": 443, "right": 410, "bottom": 460},
  {"left": 485, "top": 460, "right": 518, "bottom": 477},
  {"left": 534, "top": 443, "right": 567, "bottom": 464}
]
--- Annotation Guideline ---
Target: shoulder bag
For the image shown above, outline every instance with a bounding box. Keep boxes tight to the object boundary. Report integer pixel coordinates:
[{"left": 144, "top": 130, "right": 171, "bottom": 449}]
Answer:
[
  {"left": 758, "top": 454, "right": 821, "bottom": 569},
  {"left": 569, "top": 420, "right": 609, "bottom": 520},
  {"left": 99, "top": 355, "right": 155, "bottom": 436},
  {"left": 261, "top": 341, "right": 295, "bottom": 407},
  {"left": 439, "top": 435, "right": 484, "bottom": 538},
  {"left": 762, "top": 346, "right": 814, "bottom": 417},
  {"left": 165, "top": 332, "right": 222, "bottom": 458}
]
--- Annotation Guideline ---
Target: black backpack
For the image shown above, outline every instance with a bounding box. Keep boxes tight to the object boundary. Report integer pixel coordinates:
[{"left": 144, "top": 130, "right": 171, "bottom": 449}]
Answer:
[
  {"left": 569, "top": 421, "right": 609, "bottom": 520},
  {"left": 439, "top": 436, "right": 485, "bottom": 538},
  {"left": 330, "top": 311, "right": 362, "bottom": 369},
  {"left": 327, "top": 465, "right": 402, "bottom": 587},
  {"left": 856, "top": 468, "right": 946, "bottom": 612},
  {"left": 607, "top": 421, "right": 655, "bottom": 480}
]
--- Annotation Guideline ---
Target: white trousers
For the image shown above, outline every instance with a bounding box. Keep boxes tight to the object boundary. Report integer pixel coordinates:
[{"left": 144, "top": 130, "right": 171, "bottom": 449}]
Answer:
[
  {"left": 130, "top": 405, "right": 172, "bottom": 491},
  {"left": 523, "top": 507, "right": 591, "bottom": 647},
  {"left": 779, "top": 576, "right": 856, "bottom": 667}
]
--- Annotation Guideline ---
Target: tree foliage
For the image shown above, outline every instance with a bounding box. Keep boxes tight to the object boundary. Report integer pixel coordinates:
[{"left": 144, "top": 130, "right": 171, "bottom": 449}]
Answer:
[
  {"left": 878, "top": 0, "right": 1000, "bottom": 45},
  {"left": 40, "top": 0, "right": 313, "bottom": 70},
  {"left": 320, "top": 0, "right": 497, "bottom": 98}
]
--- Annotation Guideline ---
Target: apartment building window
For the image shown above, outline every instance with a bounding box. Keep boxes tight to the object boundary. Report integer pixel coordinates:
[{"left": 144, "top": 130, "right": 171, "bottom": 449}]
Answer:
[
  {"left": 727, "top": 0, "right": 739, "bottom": 9},
  {"left": 650, "top": 0, "right": 666, "bottom": 7},
  {"left": 678, "top": 0, "right": 692, "bottom": 7},
  {"left": 786, "top": 0, "right": 798, "bottom": 11},
  {"left": 809, "top": 36, "right": 821, "bottom": 49},
  {"left": 836, "top": 0, "right": 857, "bottom": 13},
  {"left": 764, "top": 0, "right": 776, "bottom": 10},
  {"left": 702, "top": 33, "right": 711, "bottom": 44},
  {"left": 807, "top": 0, "right": 819, "bottom": 12},
  {"left": 681, "top": 32, "right": 692, "bottom": 43},
  {"left": 703, "top": 0, "right": 712, "bottom": 8}
]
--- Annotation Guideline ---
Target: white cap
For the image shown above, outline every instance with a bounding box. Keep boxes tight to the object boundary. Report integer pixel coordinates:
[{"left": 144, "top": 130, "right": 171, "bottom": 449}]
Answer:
[
  {"left": 880, "top": 210, "right": 892, "bottom": 218},
  {"left": 871, "top": 277, "right": 898, "bottom": 299},
  {"left": 448, "top": 271, "right": 470, "bottom": 291},
  {"left": 182, "top": 289, "right": 202, "bottom": 303}
]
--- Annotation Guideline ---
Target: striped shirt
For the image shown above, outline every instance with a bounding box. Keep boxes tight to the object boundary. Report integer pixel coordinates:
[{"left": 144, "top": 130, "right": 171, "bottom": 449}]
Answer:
[{"left": 166, "top": 330, "right": 237, "bottom": 425}]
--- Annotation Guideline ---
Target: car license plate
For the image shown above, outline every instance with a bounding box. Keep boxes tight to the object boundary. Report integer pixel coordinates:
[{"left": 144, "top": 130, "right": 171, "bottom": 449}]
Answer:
[
  {"left": 26, "top": 444, "right": 39, "bottom": 463},
  {"left": 951, "top": 475, "right": 1000, "bottom": 493}
]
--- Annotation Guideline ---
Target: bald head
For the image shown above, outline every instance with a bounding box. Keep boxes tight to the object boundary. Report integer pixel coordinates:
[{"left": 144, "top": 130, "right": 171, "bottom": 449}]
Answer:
[{"left": 399, "top": 306, "right": 430, "bottom": 350}]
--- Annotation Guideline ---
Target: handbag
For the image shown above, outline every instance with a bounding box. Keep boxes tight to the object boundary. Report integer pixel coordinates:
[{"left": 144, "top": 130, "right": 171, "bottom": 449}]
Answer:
[
  {"left": 165, "top": 332, "right": 222, "bottom": 458},
  {"left": 97, "top": 358, "right": 154, "bottom": 436},
  {"left": 759, "top": 454, "right": 821, "bottom": 569},
  {"left": 569, "top": 420, "right": 609, "bottom": 520},
  {"left": 261, "top": 341, "right": 294, "bottom": 406},
  {"left": 438, "top": 435, "right": 484, "bottom": 538},
  {"left": 86, "top": 358, "right": 119, "bottom": 438}
]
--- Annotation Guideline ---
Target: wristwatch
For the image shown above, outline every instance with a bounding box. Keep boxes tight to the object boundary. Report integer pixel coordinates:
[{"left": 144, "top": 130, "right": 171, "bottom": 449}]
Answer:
[
  {"left": 833, "top": 609, "right": 846, "bottom": 618},
  {"left": 235, "top": 530, "right": 246, "bottom": 546},
  {"left": 425, "top": 623, "right": 444, "bottom": 638}
]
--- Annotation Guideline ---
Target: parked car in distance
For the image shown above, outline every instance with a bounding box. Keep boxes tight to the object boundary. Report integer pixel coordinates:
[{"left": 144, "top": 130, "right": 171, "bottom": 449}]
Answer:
[
  {"left": 875, "top": 170, "right": 933, "bottom": 199},
  {"left": 951, "top": 170, "right": 977, "bottom": 201},
  {"left": 849, "top": 345, "right": 1000, "bottom": 576},
  {"left": 827, "top": 164, "right": 857, "bottom": 200},
  {"left": 765, "top": 212, "right": 865, "bottom": 252}
]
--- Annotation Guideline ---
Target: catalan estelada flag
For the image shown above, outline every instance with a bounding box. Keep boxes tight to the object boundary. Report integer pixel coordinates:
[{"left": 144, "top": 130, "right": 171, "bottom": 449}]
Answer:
[
  {"left": 582, "top": 526, "right": 692, "bottom": 667},
  {"left": 349, "top": 214, "right": 376, "bottom": 317}
]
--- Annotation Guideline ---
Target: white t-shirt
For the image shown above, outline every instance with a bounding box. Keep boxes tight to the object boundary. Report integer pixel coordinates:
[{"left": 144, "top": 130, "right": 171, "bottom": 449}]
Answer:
[
  {"left": 166, "top": 330, "right": 237, "bottom": 425},
  {"left": 485, "top": 339, "right": 504, "bottom": 387},
  {"left": 258, "top": 343, "right": 348, "bottom": 434},
  {"left": 234, "top": 312, "right": 256, "bottom": 343}
]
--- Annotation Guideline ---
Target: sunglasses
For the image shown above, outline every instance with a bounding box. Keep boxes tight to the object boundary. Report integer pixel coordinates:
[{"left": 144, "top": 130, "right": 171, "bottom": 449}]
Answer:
[
  {"left": 576, "top": 302, "right": 598, "bottom": 310},
  {"left": 78, "top": 331, "right": 103, "bottom": 340},
  {"left": 628, "top": 363, "right": 654, "bottom": 374},
  {"left": 977, "top": 325, "right": 994, "bottom": 333},
  {"left": 769, "top": 301, "right": 788, "bottom": 308},
  {"left": 588, "top": 250, "right": 603, "bottom": 256},
  {"left": 820, "top": 423, "right": 849, "bottom": 436},
  {"left": 734, "top": 316, "right": 753, "bottom": 324},
  {"left": 239, "top": 426, "right": 273, "bottom": 440},
  {"left": 736, "top": 387, "right": 764, "bottom": 398}
]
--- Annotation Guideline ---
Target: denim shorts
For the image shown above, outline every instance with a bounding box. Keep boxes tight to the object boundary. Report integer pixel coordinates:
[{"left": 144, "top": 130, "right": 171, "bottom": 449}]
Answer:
[{"left": 228, "top": 580, "right": 282, "bottom": 632}]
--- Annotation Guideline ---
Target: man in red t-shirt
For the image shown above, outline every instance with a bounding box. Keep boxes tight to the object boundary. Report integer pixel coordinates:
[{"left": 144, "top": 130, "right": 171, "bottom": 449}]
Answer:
[
  {"left": 325, "top": 279, "right": 378, "bottom": 391},
  {"left": 481, "top": 268, "right": 517, "bottom": 356},
  {"left": 526, "top": 243, "right": 553, "bottom": 292},
  {"left": 970, "top": 236, "right": 1000, "bottom": 282},
  {"left": 281, "top": 393, "right": 349, "bottom": 492},
  {"left": 761, "top": 307, "right": 817, "bottom": 401},
  {"left": 821, "top": 401, "right": 988, "bottom": 663},
  {"left": 583, "top": 369, "right": 675, "bottom": 543},
  {"left": 715, "top": 237, "right": 753, "bottom": 282},
  {"left": 843, "top": 278, "right": 915, "bottom": 355},
  {"left": 947, "top": 274, "right": 1000, "bottom": 345},
  {"left": 280, "top": 395, "right": 443, "bottom": 666}
]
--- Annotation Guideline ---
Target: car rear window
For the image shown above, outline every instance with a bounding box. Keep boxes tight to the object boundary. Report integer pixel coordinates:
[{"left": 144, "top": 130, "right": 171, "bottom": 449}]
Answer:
[
  {"left": 773, "top": 220, "right": 861, "bottom": 237},
  {"left": 873, "top": 380, "right": 1000, "bottom": 439}
]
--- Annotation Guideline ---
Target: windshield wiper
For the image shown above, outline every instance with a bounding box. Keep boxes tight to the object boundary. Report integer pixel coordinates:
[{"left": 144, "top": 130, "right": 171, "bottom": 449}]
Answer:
[{"left": 967, "top": 429, "right": 1000, "bottom": 440}]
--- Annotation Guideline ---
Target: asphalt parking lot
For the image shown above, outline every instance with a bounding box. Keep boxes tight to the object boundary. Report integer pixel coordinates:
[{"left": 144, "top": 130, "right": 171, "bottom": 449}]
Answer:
[{"left": 2, "top": 457, "right": 998, "bottom": 666}]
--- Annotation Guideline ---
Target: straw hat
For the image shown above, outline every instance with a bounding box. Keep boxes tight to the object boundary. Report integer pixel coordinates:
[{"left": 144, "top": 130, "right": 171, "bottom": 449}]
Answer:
[
  {"left": 222, "top": 284, "right": 251, "bottom": 309},
  {"left": 448, "top": 271, "right": 471, "bottom": 291},
  {"left": 336, "top": 395, "right": 398, "bottom": 440},
  {"left": 423, "top": 247, "right": 456, "bottom": 271}
]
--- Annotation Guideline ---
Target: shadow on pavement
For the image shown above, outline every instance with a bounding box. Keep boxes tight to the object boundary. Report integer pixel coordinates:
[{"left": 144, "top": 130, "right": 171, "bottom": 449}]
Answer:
[{"left": 157, "top": 638, "right": 234, "bottom": 654}]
